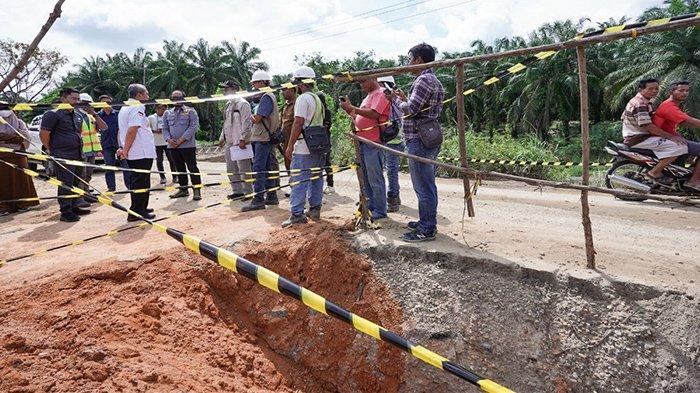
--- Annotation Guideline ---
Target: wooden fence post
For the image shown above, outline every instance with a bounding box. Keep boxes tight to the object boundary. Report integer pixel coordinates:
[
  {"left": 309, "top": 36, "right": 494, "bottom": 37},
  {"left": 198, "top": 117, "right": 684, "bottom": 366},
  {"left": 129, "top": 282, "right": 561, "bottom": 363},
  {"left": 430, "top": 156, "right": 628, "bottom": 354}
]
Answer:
[
  {"left": 351, "top": 126, "right": 371, "bottom": 225},
  {"left": 456, "top": 65, "right": 475, "bottom": 217},
  {"left": 576, "top": 46, "right": 596, "bottom": 269}
]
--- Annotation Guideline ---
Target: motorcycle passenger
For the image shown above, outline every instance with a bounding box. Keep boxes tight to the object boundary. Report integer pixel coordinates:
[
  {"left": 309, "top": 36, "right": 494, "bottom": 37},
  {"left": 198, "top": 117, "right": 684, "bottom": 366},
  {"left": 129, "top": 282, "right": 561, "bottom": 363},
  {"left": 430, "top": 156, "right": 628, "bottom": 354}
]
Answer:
[
  {"left": 621, "top": 78, "right": 687, "bottom": 183},
  {"left": 651, "top": 80, "right": 700, "bottom": 191}
]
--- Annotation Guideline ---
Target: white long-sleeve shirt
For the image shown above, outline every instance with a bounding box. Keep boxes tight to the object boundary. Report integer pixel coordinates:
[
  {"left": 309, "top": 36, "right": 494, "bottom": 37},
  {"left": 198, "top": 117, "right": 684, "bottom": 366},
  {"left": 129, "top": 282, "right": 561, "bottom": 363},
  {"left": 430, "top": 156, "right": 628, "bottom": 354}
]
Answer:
[{"left": 220, "top": 98, "right": 252, "bottom": 145}]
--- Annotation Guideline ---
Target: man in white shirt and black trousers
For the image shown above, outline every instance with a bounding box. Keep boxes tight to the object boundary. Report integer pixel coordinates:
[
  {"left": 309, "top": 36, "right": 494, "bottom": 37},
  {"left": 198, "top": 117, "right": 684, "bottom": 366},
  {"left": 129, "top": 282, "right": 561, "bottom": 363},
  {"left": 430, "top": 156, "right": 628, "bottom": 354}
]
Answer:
[{"left": 117, "top": 84, "right": 156, "bottom": 222}]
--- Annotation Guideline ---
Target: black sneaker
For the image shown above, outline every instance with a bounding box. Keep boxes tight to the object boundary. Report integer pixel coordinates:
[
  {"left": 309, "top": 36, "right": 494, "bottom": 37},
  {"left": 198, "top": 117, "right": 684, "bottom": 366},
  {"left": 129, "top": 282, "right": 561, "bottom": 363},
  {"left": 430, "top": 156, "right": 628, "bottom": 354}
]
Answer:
[
  {"left": 307, "top": 205, "right": 321, "bottom": 220},
  {"left": 72, "top": 207, "right": 92, "bottom": 216},
  {"left": 146, "top": 208, "right": 154, "bottom": 213},
  {"left": 60, "top": 212, "right": 80, "bottom": 222},
  {"left": 227, "top": 193, "right": 244, "bottom": 200},
  {"left": 407, "top": 221, "right": 419, "bottom": 230},
  {"left": 241, "top": 199, "right": 266, "bottom": 212},
  {"left": 265, "top": 194, "right": 279, "bottom": 205},
  {"left": 402, "top": 230, "right": 436, "bottom": 243}
]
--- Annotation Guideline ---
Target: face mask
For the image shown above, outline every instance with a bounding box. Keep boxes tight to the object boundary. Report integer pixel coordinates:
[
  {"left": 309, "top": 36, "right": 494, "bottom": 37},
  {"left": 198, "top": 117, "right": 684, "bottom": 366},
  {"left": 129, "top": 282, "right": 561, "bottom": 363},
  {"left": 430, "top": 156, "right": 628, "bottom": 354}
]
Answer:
[{"left": 0, "top": 110, "right": 12, "bottom": 117}]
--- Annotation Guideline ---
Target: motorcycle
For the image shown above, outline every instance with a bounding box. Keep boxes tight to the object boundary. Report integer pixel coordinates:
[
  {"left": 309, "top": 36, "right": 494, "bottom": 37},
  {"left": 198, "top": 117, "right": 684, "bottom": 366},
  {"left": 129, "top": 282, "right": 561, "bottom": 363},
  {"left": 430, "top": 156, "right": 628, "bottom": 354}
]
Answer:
[{"left": 604, "top": 141, "right": 699, "bottom": 201}]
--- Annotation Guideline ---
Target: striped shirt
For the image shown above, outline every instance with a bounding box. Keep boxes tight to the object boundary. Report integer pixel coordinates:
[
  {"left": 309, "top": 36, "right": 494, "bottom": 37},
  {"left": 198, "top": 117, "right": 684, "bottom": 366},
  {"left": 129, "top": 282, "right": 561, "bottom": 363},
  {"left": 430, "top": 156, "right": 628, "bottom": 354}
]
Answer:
[
  {"left": 394, "top": 69, "right": 445, "bottom": 141},
  {"left": 621, "top": 93, "right": 653, "bottom": 138}
]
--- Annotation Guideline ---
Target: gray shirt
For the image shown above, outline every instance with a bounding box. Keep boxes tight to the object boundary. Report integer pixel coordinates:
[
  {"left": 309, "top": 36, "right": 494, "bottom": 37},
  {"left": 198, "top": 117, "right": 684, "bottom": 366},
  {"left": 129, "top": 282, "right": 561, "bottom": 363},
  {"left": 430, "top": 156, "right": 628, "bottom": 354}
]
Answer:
[{"left": 162, "top": 106, "right": 199, "bottom": 149}]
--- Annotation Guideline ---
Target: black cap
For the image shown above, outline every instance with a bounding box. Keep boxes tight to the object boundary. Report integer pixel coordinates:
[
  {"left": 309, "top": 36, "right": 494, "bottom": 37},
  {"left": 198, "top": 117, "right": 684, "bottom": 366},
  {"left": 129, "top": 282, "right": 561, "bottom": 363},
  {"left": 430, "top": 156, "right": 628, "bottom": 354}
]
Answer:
[{"left": 218, "top": 80, "right": 240, "bottom": 89}]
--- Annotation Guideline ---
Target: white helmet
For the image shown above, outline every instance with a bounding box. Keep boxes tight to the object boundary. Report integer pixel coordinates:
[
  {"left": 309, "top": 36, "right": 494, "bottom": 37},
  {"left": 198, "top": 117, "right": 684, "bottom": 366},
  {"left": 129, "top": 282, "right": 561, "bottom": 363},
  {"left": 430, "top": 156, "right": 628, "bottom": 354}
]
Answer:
[
  {"left": 251, "top": 70, "right": 271, "bottom": 82},
  {"left": 377, "top": 75, "right": 395, "bottom": 85},
  {"left": 292, "top": 66, "right": 316, "bottom": 80},
  {"left": 79, "top": 93, "right": 94, "bottom": 102}
]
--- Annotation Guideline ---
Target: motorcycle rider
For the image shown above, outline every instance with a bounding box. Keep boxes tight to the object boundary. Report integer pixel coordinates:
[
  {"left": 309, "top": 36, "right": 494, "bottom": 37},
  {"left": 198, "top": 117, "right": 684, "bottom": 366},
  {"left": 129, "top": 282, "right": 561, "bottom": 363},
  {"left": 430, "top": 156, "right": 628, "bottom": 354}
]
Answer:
[
  {"left": 621, "top": 78, "right": 687, "bottom": 183},
  {"left": 652, "top": 80, "right": 700, "bottom": 191}
]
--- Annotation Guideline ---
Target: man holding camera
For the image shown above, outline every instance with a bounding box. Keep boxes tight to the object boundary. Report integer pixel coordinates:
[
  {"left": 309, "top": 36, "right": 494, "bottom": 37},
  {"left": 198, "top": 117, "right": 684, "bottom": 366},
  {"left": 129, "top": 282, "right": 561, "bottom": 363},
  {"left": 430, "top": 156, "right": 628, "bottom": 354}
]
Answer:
[{"left": 340, "top": 78, "right": 390, "bottom": 221}]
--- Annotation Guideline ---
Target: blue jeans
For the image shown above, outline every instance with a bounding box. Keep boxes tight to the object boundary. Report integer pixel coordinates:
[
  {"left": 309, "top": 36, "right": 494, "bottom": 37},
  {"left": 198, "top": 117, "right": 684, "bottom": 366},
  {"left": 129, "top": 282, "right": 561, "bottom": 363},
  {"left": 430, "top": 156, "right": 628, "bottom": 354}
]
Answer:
[
  {"left": 252, "top": 141, "right": 278, "bottom": 201},
  {"left": 289, "top": 152, "right": 325, "bottom": 216},
  {"left": 360, "top": 143, "right": 387, "bottom": 219},
  {"left": 406, "top": 138, "right": 440, "bottom": 234},
  {"left": 102, "top": 146, "right": 131, "bottom": 190},
  {"left": 384, "top": 142, "right": 405, "bottom": 198}
]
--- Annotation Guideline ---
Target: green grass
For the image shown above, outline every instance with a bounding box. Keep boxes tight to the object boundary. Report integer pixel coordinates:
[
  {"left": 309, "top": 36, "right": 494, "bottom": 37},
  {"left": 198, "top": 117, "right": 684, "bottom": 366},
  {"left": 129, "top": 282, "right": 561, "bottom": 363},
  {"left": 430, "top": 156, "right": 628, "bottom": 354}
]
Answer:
[{"left": 212, "top": 113, "right": 620, "bottom": 183}]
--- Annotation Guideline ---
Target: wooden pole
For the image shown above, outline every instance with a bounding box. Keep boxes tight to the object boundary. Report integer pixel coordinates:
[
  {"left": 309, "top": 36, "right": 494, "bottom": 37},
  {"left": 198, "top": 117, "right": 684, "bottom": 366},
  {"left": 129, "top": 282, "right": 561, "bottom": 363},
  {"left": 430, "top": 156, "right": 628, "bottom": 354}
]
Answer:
[
  {"left": 348, "top": 134, "right": 700, "bottom": 207},
  {"left": 335, "top": 16, "right": 700, "bottom": 82},
  {"left": 351, "top": 125, "right": 371, "bottom": 225},
  {"left": 455, "top": 65, "right": 475, "bottom": 217},
  {"left": 0, "top": 0, "right": 65, "bottom": 93},
  {"left": 576, "top": 46, "right": 596, "bottom": 269}
]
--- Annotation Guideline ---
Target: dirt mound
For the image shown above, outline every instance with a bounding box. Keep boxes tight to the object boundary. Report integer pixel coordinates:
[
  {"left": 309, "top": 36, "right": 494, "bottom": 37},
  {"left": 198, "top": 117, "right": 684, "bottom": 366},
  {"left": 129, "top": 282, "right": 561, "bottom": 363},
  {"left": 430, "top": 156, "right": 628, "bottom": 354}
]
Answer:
[{"left": 0, "top": 224, "right": 406, "bottom": 392}]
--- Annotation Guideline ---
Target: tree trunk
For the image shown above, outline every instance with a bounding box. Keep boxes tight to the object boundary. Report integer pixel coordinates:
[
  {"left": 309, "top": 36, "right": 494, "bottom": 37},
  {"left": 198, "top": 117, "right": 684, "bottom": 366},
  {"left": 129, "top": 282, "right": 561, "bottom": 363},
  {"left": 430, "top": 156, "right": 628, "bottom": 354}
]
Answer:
[
  {"left": 562, "top": 119, "right": 570, "bottom": 141},
  {"left": 0, "top": 0, "right": 65, "bottom": 93}
]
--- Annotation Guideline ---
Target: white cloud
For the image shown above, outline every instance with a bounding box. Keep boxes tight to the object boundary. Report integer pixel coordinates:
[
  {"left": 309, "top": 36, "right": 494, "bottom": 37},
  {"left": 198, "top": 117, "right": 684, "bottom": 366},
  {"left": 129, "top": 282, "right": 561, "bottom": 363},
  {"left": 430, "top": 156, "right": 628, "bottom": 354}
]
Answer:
[{"left": 0, "top": 0, "right": 664, "bottom": 84}]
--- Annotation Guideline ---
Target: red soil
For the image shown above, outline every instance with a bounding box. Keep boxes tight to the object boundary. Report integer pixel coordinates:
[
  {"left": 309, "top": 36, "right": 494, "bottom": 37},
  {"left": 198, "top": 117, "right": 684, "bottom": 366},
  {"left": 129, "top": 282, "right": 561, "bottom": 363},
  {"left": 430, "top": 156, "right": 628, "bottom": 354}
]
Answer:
[{"left": 0, "top": 223, "right": 406, "bottom": 392}]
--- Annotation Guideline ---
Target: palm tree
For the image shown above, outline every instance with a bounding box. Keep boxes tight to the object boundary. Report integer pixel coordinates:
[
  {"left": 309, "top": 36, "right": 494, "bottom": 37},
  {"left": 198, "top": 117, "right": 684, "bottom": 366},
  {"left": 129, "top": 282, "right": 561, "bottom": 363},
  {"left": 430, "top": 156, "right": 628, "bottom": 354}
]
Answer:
[
  {"left": 109, "top": 48, "right": 154, "bottom": 98},
  {"left": 150, "top": 40, "right": 191, "bottom": 97},
  {"left": 606, "top": 0, "right": 700, "bottom": 121},
  {"left": 65, "top": 56, "right": 119, "bottom": 99},
  {"left": 220, "top": 40, "right": 268, "bottom": 87}
]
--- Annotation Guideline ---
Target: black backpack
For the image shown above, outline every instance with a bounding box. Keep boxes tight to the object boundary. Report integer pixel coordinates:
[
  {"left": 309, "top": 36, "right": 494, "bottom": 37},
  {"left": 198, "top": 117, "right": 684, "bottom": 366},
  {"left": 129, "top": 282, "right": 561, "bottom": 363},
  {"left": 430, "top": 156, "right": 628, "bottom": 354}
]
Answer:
[{"left": 380, "top": 100, "right": 401, "bottom": 143}]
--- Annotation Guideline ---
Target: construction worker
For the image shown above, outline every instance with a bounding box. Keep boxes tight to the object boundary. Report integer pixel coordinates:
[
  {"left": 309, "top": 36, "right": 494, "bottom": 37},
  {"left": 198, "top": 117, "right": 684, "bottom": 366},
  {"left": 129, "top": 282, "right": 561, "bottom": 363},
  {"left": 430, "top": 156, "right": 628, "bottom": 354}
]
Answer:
[
  {"left": 78, "top": 93, "right": 107, "bottom": 203},
  {"left": 242, "top": 70, "right": 281, "bottom": 212},
  {"left": 282, "top": 66, "right": 328, "bottom": 227}
]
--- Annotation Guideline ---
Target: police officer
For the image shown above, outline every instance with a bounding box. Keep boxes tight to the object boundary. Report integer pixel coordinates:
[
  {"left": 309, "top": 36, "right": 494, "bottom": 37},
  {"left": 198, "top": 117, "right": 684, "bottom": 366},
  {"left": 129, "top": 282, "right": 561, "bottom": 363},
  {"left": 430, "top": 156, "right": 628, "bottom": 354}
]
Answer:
[
  {"left": 39, "top": 87, "right": 91, "bottom": 222},
  {"left": 162, "top": 90, "right": 202, "bottom": 201}
]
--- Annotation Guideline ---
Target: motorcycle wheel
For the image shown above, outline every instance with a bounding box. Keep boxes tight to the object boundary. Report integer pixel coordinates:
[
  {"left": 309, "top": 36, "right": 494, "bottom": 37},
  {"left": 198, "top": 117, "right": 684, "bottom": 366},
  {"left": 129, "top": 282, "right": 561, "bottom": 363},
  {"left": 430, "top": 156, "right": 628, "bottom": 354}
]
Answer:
[{"left": 605, "top": 159, "right": 649, "bottom": 201}]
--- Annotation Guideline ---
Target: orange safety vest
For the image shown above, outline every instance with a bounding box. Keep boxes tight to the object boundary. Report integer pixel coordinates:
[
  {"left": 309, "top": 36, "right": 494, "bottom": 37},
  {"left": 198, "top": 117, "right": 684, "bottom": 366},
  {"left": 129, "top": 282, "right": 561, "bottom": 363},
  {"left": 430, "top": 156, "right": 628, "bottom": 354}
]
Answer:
[{"left": 81, "top": 113, "right": 102, "bottom": 154}]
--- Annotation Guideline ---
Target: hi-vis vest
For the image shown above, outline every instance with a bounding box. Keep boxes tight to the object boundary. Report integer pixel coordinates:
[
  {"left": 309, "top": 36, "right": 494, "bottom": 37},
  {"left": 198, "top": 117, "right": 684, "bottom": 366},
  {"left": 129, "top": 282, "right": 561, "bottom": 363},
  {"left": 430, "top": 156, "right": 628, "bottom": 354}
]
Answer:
[{"left": 81, "top": 113, "right": 102, "bottom": 154}]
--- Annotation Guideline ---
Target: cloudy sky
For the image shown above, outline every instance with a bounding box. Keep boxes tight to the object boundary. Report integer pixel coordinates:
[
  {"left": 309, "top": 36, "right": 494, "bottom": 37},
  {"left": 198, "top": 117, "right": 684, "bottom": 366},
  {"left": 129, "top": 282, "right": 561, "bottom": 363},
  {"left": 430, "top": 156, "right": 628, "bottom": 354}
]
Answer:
[{"left": 1, "top": 0, "right": 661, "bottom": 77}]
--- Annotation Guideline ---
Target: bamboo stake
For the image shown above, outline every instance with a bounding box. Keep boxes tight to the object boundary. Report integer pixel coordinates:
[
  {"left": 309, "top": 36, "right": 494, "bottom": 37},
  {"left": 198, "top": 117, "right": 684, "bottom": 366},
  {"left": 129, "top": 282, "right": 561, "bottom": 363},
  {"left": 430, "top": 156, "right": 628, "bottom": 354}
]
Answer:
[
  {"left": 348, "top": 134, "right": 700, "bottom": 207},
  {"left": 0, "top": 0, "right": 65, "bottom": 93},
  {"left": 577, "top": 46, "right": 596, "bottom": 269},
  {"left": 455, "top": 65, "right": 475, "bottom": 217}
]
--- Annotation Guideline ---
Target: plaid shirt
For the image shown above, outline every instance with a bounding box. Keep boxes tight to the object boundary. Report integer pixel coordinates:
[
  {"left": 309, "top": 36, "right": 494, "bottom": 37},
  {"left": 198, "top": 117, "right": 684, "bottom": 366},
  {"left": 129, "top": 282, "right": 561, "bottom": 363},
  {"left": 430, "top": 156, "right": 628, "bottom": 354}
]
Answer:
[
  {"left": 621, "top": 92, "right": 653, "bottom": 138},
  {"left": 394, "top": 68, "right": 445, "bottom": 141}
]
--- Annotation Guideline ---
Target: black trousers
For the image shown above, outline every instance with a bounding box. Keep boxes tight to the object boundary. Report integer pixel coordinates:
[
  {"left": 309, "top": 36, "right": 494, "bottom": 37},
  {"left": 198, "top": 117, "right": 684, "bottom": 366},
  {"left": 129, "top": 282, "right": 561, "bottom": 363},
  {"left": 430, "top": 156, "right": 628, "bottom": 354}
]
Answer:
[
  {"left": 155, "top": 145, "right": 176, "bottom": 180},
  {"left": 168, "top": 147, "right": 201, "bottom": 186},
  {"left": 127, "top": 158, "right": 153, "bottom": 216},
  {"left": 55, "top": 162, "right": 84, "bottom": 214}
]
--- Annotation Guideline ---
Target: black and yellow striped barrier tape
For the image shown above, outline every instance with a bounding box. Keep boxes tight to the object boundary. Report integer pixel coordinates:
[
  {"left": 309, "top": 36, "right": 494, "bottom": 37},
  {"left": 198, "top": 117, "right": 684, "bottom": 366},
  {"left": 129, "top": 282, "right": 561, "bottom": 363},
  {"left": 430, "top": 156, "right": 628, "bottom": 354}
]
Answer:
[
  {"left": 0, "top": 159, "right": 514, "bottom": 392},
  {"left": 436, "top": 156, "right": 693, "bottom": 169},
  {"left": 353, "top": 50, "right": 556, "bottom": 133},
  {"left": 437, "top": 156, "right": 614, "bottom": 168},
  {"left": 0, "top": 146, "right": 342, "bottom": 178},
  {"left": 575, "top": 12, "right": 698, "bottom": 39},
  {"left": 3, "top": 72, "right": 354, "bottom": 112},
  {"left": 0, "top": 165, "right": 352, "bottom": 264},
  {"left": 0, "top": 165, "right": 352, "bottom": 205}
]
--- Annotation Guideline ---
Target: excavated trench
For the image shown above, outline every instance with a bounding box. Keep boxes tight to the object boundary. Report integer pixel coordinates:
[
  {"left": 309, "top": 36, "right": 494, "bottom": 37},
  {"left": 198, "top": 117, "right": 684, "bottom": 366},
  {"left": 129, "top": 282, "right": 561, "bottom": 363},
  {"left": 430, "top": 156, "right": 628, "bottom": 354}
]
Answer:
[{"left": 1, "top": 223, "right": 697, "bottom": 392}]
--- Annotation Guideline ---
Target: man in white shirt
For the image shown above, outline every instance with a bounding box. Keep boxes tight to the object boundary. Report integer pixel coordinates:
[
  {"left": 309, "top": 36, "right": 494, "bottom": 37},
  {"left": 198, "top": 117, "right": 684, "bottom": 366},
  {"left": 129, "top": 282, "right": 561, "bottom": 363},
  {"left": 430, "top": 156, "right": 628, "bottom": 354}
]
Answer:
[
  {"left": 218, "top": 80, "right": 253, "bottom": 199},
  {"left": 117, "top": 84, "right": 157, "bottom": 222},
  {"left": 282, "top": 66, "right": 327, "bottom": 228},
  {"left": 148, "top": 104, "right": 175, "bottom": 185}
]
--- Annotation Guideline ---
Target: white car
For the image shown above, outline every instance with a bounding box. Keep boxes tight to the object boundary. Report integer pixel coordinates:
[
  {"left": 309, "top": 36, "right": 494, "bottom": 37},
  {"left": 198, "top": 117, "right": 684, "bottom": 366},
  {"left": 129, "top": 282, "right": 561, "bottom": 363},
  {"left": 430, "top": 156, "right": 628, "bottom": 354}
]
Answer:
[{"left": 26, "top": 115, "right": 44, "bottom": 170}]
